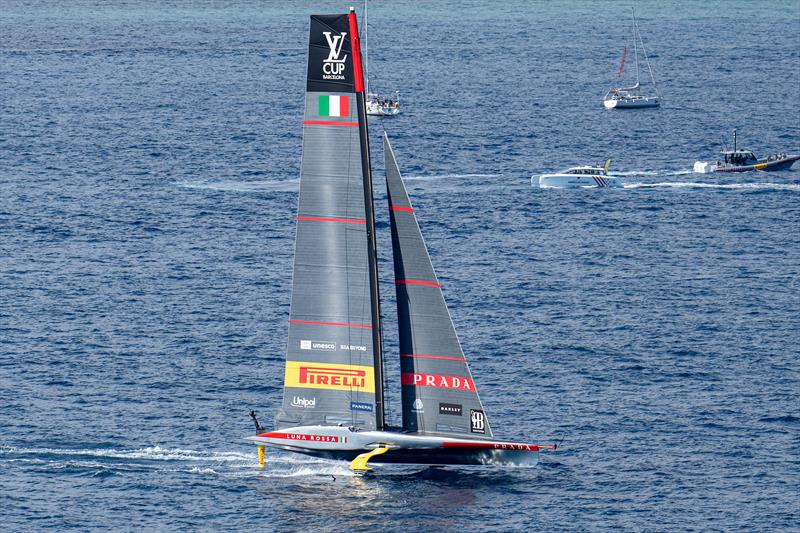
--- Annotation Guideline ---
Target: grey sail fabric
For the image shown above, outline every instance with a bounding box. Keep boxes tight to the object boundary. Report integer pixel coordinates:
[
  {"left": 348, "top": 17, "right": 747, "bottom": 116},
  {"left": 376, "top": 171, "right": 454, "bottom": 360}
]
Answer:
[
  {"left": 275, "top": 13, "right": 380, "bottom": 431},
  {"left": 384, "top": 134, "right": 493, "bottom": 438}
]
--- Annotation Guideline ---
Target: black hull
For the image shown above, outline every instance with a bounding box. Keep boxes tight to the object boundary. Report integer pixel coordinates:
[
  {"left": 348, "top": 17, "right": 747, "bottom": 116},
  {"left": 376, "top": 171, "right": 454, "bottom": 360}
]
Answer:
[{"left": 716, "top": 154, "right": 800, "bottom": 173}]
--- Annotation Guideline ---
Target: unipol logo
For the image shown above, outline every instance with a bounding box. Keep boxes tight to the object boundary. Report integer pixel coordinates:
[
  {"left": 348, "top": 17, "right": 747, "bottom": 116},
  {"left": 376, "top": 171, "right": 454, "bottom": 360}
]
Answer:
[
  {"left": 322, "top": 31, "right": 347, "bottom": 80},
  {"left": 291, "top": 396, "right": 316, "bottom": 409},
  {"left": 470, "top": 409, "right": 486, "bottom": 434}
]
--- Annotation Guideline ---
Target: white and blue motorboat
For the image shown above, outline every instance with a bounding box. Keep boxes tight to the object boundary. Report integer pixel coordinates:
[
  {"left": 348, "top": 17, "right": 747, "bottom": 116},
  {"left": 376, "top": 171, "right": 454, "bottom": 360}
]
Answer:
[{"left": 536, "top": 160, "right": 622, "bottom": 189}]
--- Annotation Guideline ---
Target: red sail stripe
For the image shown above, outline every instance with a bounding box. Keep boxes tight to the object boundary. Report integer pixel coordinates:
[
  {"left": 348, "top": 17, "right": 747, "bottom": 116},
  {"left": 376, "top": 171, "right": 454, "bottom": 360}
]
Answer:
[
  {"left": 296, "top": 216, "right": 366, "bottom": 224},
  {"left": 303, "top": 120, "right": 359, "bottom": 127},
  {"left": 390, "top": 206, "right": 414, "bottom": 212},
  {"left": 289, "top": 319, "right": 372, "bottom": 329},
  {"left": 395, "top": 279, "right": 441, "bottom": 287},
  {"left": 400, "top": 353, "right": 466, "bottom": 361},
  {"left": 347, "top": 12, "right": 365, "bottom": 93}
]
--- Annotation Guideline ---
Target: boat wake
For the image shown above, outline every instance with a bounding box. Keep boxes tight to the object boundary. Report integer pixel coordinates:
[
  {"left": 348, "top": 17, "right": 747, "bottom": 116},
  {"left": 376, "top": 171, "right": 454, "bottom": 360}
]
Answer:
[
  {"left": 0, "top": 444, "right": 355, "bottom": 479},
  {"left": 611, "top": 169, "right": 694, "bottom": 177},
  {"left": 623, "top": 181, "right": 800, "bottom": 192},
  {"left": 176, "top": 179, "right": 299, "bottom": 193},
  {"left": 403, "top": 173, "right": 500, "bottom": 181}
]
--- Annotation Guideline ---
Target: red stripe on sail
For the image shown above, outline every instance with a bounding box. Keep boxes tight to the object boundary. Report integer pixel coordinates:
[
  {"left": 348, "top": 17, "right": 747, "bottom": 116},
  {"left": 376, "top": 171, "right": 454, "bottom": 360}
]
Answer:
[
  {"left": 395, "top": 279, "right": 441, "bottom": 287},
  {"left": 348, "top": 12, "right": 365, "bottom": 93},
  {"left": 289, "top": 319, "right": 372, "bottom": 329},
  {"left": 303, "top": 120, "right": 359, "bottom": 127},
  {"left": 400, "top": 353, "right": 466, "bottom": 361},
  {"left": 390, "top": 206, "right": 414, "bottom": 212},
  {"left": 296, "top": 216, "right": 366, "bottom": 224}
]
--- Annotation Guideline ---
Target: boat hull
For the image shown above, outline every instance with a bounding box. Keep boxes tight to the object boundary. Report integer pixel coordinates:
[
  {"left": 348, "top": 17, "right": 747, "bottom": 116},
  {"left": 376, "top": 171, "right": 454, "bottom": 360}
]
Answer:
[
  {"left": 366, "top": 97, "right": 400, "bottom": 116},
  {"left": 537, "top": 174, "right": 622, "bottom": 189},
  {"left": 694, "top": 154, "right": 800, "bottom": 173},
  {"left": 604, "top": 96, "right": 660, "bottom": 109},
  {"left": 246, "top": 426, "right": 548, "bottom": 467}
]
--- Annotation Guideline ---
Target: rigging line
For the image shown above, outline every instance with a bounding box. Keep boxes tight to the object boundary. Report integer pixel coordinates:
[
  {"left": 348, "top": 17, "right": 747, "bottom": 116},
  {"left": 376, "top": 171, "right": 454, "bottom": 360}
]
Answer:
[{"left": 344, "top": 115, "right": 357, "bottom": 428}]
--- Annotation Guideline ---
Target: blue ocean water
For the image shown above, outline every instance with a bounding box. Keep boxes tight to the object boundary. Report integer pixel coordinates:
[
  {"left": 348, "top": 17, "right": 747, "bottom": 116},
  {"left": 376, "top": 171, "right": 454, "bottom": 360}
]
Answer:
[{"left": 2, "top": 0, "right": 799, "bottom": 530}]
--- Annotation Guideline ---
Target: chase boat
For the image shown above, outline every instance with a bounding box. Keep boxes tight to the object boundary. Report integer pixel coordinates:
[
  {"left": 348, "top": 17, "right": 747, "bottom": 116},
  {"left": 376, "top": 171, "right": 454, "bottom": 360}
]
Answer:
[
  {"left": 693, "top": 130, "right": 799, "bottom": 173},
  {"left": 536, "top": 159, "right": 622, "bottom": 188},
  {"left": 246, "top": 9, "right": 556, "bottom": 474}
]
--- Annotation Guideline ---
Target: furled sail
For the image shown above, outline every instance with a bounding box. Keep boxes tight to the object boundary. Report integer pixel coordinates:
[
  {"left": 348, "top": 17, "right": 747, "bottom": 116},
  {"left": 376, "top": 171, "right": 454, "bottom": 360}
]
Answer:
[
  {"left": 383, "top": 134, "right": 493, "bottom": 438},
  {"left": 276, "top": 11, "right": 384, "bottom": 431}
]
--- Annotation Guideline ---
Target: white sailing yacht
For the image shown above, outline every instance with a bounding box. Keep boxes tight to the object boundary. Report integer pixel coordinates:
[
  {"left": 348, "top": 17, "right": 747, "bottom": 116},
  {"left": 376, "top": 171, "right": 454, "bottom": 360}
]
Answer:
[
  {"left": 363, "top": 0, "right": 400, "bottom": 116},
  {"left": 603, "top": 7, "right": 661, "bottom": 109}
]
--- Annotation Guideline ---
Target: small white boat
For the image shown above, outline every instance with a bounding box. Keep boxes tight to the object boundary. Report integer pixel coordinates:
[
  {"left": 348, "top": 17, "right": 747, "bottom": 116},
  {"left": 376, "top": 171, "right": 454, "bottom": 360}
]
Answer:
[
  {"left": 603, "top": 8, "right": 661, "bottom": 109},
  {"left": 536, "top": 160, "right": 622, "bottom": 189},
  {"left": 363, "top": 0, "right": 401, "bottom": 116},
  {"left": 367, "top": 91, "right": 400, "bottom": 116},
  {"left": 603, "top": 86, "right": 660, "bottom": 109}
]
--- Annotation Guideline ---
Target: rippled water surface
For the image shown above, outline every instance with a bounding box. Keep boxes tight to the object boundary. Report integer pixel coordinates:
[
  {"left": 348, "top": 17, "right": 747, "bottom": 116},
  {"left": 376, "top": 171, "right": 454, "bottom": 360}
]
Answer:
[{"left": 2, "top": 0, "right": 799, "bottom": 530}]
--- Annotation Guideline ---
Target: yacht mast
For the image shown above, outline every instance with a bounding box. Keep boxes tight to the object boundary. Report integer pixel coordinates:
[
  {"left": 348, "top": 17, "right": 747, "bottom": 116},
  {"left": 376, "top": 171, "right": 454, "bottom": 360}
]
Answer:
[
  {"left": 632, "top": 7, "right": 640, "bottom": 87},
  {"left": 363, "top": 0, "right": 369, "bottom": 96}
]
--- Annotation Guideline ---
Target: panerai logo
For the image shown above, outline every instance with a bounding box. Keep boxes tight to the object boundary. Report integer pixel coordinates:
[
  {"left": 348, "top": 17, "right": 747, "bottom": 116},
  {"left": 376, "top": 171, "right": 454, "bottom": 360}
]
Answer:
[
  {"left": 322, "top": 31, "right": 347, "bottom": 79},
  {"left": 291, "top": 396, "right": 316, "bottom": 409}
]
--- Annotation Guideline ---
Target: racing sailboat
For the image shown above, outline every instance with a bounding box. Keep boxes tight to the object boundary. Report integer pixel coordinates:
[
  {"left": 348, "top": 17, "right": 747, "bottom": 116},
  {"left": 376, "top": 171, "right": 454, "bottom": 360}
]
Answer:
[{"left": 247, "top": 8, "right": 555, "bottom": 473}]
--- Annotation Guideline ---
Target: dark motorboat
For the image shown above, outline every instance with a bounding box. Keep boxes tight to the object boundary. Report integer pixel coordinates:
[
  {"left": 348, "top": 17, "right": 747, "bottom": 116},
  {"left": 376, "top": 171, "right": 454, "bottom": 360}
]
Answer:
[{"left": 693, "top": 130, "right": 799, "bottom": 173}]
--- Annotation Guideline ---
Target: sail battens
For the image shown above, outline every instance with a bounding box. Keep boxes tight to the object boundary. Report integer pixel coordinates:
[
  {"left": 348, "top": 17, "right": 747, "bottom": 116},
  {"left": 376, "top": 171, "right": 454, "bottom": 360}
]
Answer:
[
  {"left": 400, "top": 353, "right": 466, "bottom": 361},
  {"left": 288, "top": 319, "right": 372, "bottom": 329},
  {"left": 395, "top": 278, "right": 441, "bottom": 287},
  {"left": 303, "top": 120, "right": 359, "bottom": 127},
  {"left": 296, "top": 215, "right": 366, "bottom": 224}
]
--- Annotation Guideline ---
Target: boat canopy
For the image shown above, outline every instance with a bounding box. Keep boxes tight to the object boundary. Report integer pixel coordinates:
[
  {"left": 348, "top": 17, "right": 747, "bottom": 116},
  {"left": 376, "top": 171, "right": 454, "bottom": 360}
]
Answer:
[
  {"left": 720, "top": 149, "right": 757, "bottom": 165},
  {"left": 562, "top": 167, "right": 605, "bottom": 175}
]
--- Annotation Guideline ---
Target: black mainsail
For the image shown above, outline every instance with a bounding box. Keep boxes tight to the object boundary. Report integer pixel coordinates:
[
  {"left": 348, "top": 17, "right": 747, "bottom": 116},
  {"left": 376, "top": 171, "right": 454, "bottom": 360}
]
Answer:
[
  {"left": 276, "top": 11, "right": 384, "bottom": 431},
  {"left": 384, "top": 134, "right": 493, "bottom": 438}
]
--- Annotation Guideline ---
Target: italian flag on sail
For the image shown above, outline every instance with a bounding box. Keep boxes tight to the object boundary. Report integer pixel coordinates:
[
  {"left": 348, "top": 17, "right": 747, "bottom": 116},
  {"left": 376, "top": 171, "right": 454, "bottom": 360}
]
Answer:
[{"left": 318, "top": 95, "right": 349, "bottom": 117}]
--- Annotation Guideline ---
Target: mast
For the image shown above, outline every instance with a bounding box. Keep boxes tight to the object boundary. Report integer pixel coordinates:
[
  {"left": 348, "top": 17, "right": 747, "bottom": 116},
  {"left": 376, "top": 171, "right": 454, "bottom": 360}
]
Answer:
[
  {"left": 636, "top": 10, "right": 660, "bottom": 98},
  {"left": 349, "top": 8, "right": 385, "bottom": 430},
  {"left": 363, "top": 0, "right": 369, "bottom": 96},
  {"left": 632, "top": 7, "right": 640, "bottom": 87}
]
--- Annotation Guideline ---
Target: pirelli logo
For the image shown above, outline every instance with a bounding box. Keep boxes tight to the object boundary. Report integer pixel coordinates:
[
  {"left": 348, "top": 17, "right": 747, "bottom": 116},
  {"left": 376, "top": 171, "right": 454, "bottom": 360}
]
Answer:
[{"left": 285, "top": 361, "right": 375, "bottom": 393}]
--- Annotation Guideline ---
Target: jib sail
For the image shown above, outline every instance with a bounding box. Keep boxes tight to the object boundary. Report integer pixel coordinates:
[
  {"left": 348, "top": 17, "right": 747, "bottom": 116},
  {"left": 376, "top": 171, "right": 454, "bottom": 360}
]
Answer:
[
  {"left": 383, "top": 133, "right": 493, "bottom": 438},
  {"left": 276, "top": 10, "right": 384, "bottom": 431}
]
